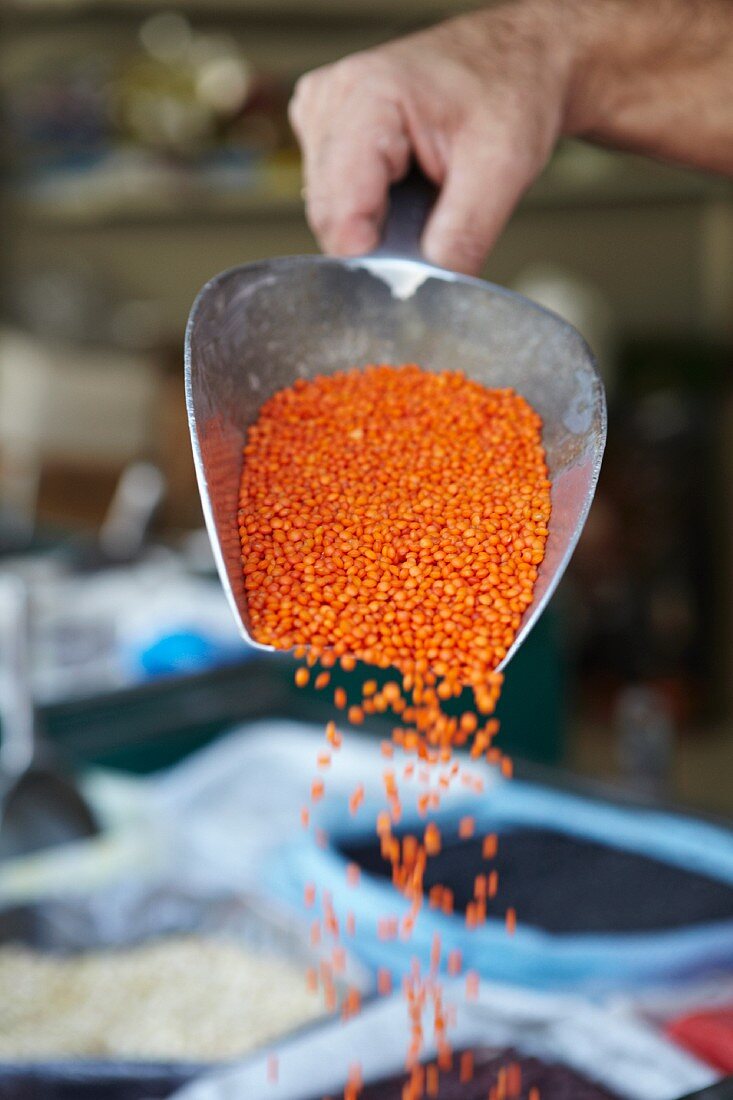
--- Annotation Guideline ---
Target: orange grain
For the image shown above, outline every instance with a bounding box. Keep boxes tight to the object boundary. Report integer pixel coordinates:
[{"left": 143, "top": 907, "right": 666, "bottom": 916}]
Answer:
[
  {"left": 239, "top": 366, "right": 549, "bottom": 697},
  {"left": 237, "top": 364, "right": 551, "bottom": 1084},
  {"left": 459, "top": 1051, "right": 474, "bottom": 1083},
  {"left": 483, "top": 833, "right": 498, "bottom": 859}
]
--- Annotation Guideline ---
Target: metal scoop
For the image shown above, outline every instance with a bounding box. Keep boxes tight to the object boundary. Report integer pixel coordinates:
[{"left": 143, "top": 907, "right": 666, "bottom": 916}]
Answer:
[{"left": 185, "top": 173, "right": 606, "bottom": 671}]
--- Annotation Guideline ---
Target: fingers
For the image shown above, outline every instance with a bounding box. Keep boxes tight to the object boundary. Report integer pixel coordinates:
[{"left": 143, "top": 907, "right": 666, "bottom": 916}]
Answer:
[
  {"left": 290, "top": 62, "right": 411, "bottom": 257},
  {"left": 421, "top": 134, "right": 529, "bottom": 276},
  {"left": 289, "top": 49, "right": 546, "bottom": 273}
]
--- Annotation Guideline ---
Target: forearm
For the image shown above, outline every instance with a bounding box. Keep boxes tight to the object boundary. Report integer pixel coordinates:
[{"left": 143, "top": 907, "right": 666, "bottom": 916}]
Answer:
[
  {"left": 562, "top": 0, "right": 733, "bottom": 175},
  {"left": 289, "top": 0, "right": 732, "bottom": 273}
]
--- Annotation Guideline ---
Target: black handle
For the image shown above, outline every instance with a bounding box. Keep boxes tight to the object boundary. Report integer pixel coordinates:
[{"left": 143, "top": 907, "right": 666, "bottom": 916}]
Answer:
[{"left": 375, "top": 163, "right": 437, "bottom": 258}]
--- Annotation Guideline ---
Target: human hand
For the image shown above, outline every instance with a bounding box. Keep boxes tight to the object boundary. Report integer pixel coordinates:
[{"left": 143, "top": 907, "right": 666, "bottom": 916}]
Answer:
[
  {"left": 290, "top": 0, "right": 733, "bottom": 275},
  {"left": 289, "top": 1, "right": 570, "bottom": 275}
]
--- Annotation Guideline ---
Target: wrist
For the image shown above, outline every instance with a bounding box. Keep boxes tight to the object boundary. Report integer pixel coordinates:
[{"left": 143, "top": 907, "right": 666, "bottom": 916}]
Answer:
[
  {"left": 560, "top": 0, "right": 654, "bottom": 139},
  {"left": 442, "top": 0, "right": 580, "bottom": 139},
  {"left": 560, "top": 0, "right": 732, "bottom": 142},
  {"left": 455, "top": 0, "right": 578, "bottom": 86}
]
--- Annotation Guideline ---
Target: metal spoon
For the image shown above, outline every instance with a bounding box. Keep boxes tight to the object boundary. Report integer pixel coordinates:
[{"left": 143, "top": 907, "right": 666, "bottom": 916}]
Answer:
[
  {"left": 0, "top": 574, "right": 97, "bottom": 861},
  {"left": 185, "top": 171, "right": 606, "bottom": 671}
]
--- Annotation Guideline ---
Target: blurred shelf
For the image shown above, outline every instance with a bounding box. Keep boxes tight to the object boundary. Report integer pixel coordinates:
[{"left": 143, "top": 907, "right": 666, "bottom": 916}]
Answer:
[
  {"left": 10, "top": 153, "right": 731, "bottom": 232},
  {"left": 13, "top": 183, "right": 305, "bottom": 227},
  {"left": 2, "top": 0, "right": 482, "bottom": 22},
  {"left": 528, "top": 153, "right": 732, "bottom": 209},
  {"left": 10, "top": 161, "right": 306, "bottom": 227}
]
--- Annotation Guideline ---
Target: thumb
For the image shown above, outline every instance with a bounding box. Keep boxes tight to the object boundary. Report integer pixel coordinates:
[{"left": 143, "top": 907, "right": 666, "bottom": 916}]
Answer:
[{"left": 421, "top": 136, "right": 528, "bottom": 275}]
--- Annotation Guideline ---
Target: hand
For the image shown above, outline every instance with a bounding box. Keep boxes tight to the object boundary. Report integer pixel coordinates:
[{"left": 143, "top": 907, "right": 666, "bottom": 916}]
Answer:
[
  {"left": 290, "top": 0, "right": 733, "bottom": 276},
  {"left": 289, "top": 1, "right": 570, "bottom": 274}
]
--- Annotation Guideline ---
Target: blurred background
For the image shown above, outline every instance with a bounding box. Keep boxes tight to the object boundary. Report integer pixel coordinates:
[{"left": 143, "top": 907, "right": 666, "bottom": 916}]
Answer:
[{"left": 0, "top": 0, "right": 732, "bottom": 819}]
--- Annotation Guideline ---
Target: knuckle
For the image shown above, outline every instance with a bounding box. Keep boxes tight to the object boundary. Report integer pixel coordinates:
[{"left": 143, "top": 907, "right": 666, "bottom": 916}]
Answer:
[
  {"left": 450, "top": 231, "right": 486, "bottom": 268},
  {"left": 292, "top": 69, "right": 318, "bottom": 102},
  {"left": 307, "top": 197, "right": 333, "bottom": 236},
  {"left": 331, "top": 52, "right": 371, "bottom": 84},
  {"left": 333, "top": 50, "right": 400, "bottom": 97},
  {"left": 377, "top": 131, "right": 410, "bottom": 177},
  {"left": 287, "top": 97, "right": 302, "bottom": 133},
  {"left": 288, "top": 73, "right": 315, "bottom": 126}
]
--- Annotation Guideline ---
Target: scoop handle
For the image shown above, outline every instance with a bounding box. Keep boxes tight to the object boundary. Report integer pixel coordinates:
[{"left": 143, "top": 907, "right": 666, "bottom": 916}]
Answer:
[{"left": 375, "top": 164, "right": 437, "bottom": 259}]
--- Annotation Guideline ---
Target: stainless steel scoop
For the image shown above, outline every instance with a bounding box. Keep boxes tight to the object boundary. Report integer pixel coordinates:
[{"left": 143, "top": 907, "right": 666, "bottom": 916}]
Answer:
[{"left": 185, "top": 174, "right": 606, "bottom": 671}]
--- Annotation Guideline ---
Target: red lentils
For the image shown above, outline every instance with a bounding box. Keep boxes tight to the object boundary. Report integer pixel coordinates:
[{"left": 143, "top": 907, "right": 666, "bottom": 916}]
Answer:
[
  {"left": 348, "top": 785, "right": 364, "bottom": 815},
  {"left": 459, "top": 1051, "right": 474, "bottom": 1083},
  {"left": 483, "top": 833, "right": 498, "bottom": 859},
  {"left": 237, "top": 364, "right": 551, "bottom": 1094},
  {"left": 240, "top": 365, "right": 549, "bottom": 691},
  {"left": 326, "top": 721, "right": 342, "bottom": 748},
  {"left": 507, "top": 1061, "right": 522, "bottom": 1096},
  {"left": 377, "top": 968, "right": 392, "bottom": 995},
  {"left": 310, "top": 779, "right": 325, "bottom": 802},
  {"left": 334, "top": 687, "right": 347, "bottom": 710}
]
